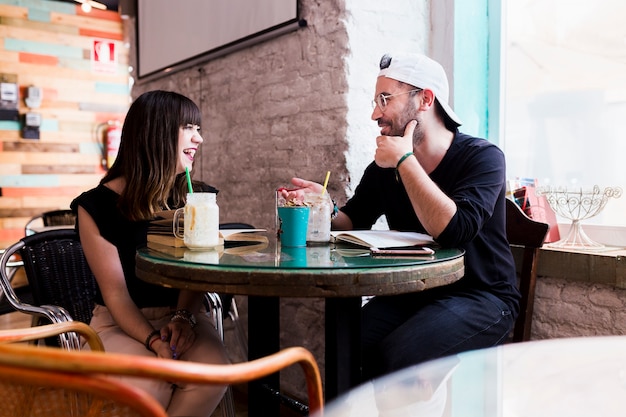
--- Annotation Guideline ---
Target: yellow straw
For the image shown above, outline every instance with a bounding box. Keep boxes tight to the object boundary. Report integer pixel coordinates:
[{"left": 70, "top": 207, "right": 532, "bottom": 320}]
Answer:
[
  {"left": 185, "top": 167, "right": 193, "bottom": 194},
  {"left": 321, "top": 171, "right": 331, "bottom": 196}
]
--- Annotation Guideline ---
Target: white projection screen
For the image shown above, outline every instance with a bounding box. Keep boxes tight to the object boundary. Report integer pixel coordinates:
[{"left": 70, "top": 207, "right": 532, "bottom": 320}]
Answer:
[{"left": 137, "top": 0, "right": 300, "bottom": 80}]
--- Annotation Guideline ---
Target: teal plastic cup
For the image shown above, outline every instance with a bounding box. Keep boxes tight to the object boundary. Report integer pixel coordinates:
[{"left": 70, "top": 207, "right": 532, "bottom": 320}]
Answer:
[{"left": 277, "top": 206, "right": 310, "bottom": 247}]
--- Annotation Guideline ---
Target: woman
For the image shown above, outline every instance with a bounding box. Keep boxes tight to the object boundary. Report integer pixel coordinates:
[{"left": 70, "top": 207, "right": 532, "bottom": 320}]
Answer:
[{"left": 71, "top": 90, "right": 228, "bottom": 416}]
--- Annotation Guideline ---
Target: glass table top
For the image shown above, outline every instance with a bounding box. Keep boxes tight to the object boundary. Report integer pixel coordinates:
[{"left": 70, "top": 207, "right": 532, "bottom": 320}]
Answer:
[
  {"left": 140, "top": 234, "right": 464, "bottom": 271},
  {"left": 318, "top": 335, "right": 626, "bottom": 417}
]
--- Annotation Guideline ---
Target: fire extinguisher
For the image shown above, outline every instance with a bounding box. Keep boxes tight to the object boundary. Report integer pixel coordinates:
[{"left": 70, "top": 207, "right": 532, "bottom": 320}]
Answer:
[{"left": 96, "top": 120, "right": 122, "bottom": 170}]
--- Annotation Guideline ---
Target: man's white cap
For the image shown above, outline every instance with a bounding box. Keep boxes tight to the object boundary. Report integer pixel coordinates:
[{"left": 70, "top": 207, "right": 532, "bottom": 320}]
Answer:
[{"left": 378, "top": 52, "right": 462, "bottom": 126}]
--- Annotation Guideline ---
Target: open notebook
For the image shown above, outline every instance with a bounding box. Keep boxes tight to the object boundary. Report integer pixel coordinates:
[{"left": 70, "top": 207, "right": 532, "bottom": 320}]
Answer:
[{"left": 330, "top": 230, "right": 434, "bottom": 249}]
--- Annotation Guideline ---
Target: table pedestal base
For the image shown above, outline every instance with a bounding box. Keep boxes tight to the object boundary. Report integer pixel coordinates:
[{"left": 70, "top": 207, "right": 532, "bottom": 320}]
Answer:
[
  {"left": 325, "top": 297, "right": 362, "bottom": 400},
  {"left": 248, "top": 296, "right": 280, "bottom": 417},
  {"left": 247, "top": 295, "right": 365, "bottom": 414}
]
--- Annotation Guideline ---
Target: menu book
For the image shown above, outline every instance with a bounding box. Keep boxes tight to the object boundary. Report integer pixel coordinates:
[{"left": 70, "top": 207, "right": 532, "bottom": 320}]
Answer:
[
  {"left": 330, "top": 230, "right": 434, "bottom": 249},
  {"left": 147, "top": 236, "right": 269, "bottom": 257},
  {"left": 147, "top": 229, "right": 267, "bottom": 247},
  {"left": 147, "top": 222, "right": 266, "bottom": 248}
]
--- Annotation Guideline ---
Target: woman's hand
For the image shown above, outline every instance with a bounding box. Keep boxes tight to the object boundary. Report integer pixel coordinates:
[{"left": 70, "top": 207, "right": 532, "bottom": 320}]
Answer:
[
  {"left": 166, "top": 319, "right": 196, "bottom": 359},
  {"left": 151, "top": 320, "right": 196, "bottom": 359}
]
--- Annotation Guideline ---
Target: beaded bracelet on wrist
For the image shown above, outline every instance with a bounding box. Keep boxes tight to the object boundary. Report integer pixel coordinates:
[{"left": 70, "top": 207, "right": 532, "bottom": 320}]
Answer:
[
  {"left": 144, "top": 329, "right": 160, "bottom": 352},
  {"left": 170, "top": 309, "right": 197, "bottom": 328}
]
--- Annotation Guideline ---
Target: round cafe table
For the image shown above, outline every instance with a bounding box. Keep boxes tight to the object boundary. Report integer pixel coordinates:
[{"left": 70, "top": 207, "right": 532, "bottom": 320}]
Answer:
[
  {"left": 318, "top": 335, "right": 626, "bottom": 417},
  {"left": 135, "top": 234, "right": 464, "bottom": 415}
]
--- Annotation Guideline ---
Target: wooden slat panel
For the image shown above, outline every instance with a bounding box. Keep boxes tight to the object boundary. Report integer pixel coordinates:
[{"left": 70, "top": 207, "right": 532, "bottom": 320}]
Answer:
[
  {"left": 0, "top": 216, "right": 31, "bottom": 229},
  {"left": 0, "top": 17, "right": 121, "bottom": 46},
  {"left": 0, "top": 130, "right": 99, "bottom": 144},
  {"left": 0, "top": 172, "right": 102, "bottom": 189},
  {"left": 0, "top": 196, "right": 26, "bottom": 209},
  {"left": 2, "top": 189, "right": 100, "bottom": 208},
  {"left": 3, "top": 141, "right": 80, "bottom": 153},
  {"left": 0, "top": 121, "right": 18, "bottom": 132},
  {"left": 0, "top": 152, "right": 101, "bottom": 165},
  {"left": 57, "top": 119, "right": 98, "bottom": 134},
  {"left": 0, "top": 60, "right": 130, "bottom": 83},
  {"left": 0, "top": 15, "right": 77, "bottom": 34},
  {"left": 0, "top": 4, "right": 28, "bottom": 19},
  {"left": 57, "top": 174, "right": 102, "bottom": 188},
  {"left": 0, "top": 49, "right": 18, "bottom": 62},
  {"left": 19, "top": 51, "right": 58, "bottom": 65},
  {"left": 0, "top": 195, "right": 78, "bottom": 211},
  {"left": 13, "top": 100, "right": 127, "bottom": 123},
  {"left": 38, "top": 131, "right": 99, "bottom": 144},
  {"left": 0, "top": 131, "right": 20, "bottom": 142},
  {"left": 22, "top": 164, "right": 98, "bottom": 174},
  {"left": 0, "top": 24, "right": 86, "bottom": 51},
  {"left": 22, "top": 195, "right": 79, "bottom": 208},
  {"left": 0, "top": 204, "right": 72, "bottom": 217},
  {"left": 0, "top": 186, "right": 87, "bottom": 197},
  {"left": 0, "top": 164, "right": 20, "bottom": 175},
  {"left": 50, "top": 11, "right": 122, "bottom": 33},
  {"left": 0, "top": 29, "right": 127, "bottom": 67},
  {"left": 0, "top": 59, "right": 129, "bottom": 78},
  {"left": 0, "top": 0, "right": 128, "bottom": 232},
  {"left": 0, "top": 228, "right": 26, "bottom": 245},
  {"left": 76, "top": 6, "right": 122, "bottom": 22},
  {"left": 79, "top": 27, "right": 123, "bottom": 41},
  {"left": 10, "top": 77, "right": 130, "bottom": 105}
]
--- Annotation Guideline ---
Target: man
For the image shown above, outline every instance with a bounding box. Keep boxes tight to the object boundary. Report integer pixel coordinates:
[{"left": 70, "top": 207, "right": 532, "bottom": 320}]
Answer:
[{"left": 287, "top": 52, "right": 519, "bottom": 379}]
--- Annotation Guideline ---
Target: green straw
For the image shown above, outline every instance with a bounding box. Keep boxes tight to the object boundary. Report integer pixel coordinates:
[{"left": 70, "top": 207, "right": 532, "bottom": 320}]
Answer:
[{"left": 185, "top": 167, "right": 193, "bottom": 194}]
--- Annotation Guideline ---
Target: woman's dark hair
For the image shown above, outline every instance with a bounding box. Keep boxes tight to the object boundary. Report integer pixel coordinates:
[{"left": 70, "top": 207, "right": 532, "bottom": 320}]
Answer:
[{"left": 101, "top": 90, "right": 202, "bottom": 221}]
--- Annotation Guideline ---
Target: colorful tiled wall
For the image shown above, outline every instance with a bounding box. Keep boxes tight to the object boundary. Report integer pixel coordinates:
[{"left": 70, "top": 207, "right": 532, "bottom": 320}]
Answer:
[{"left": 0, "top": 0, "right": 129, "bottom": 246}]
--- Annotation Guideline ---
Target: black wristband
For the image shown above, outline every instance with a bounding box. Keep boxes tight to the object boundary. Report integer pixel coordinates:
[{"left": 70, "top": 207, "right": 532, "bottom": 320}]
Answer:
[{"left": 145, "top": 329, "right": 160, "bottom": 352}]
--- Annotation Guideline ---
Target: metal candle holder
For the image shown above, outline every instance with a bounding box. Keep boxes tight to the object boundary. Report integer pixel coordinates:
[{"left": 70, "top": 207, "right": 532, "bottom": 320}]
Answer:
[{"left": 537, "top": 185, "right": 622, "bottom": 250}]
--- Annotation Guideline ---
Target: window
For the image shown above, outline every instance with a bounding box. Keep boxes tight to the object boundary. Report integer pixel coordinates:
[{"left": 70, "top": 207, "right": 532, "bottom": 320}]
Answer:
[{"left": 500, "top": 0, "right": 626, "bottom": 228}]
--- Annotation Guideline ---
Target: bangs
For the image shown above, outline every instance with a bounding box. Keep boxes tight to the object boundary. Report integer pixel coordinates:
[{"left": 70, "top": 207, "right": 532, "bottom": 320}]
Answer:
[{"left": 179, "top": 97, "right": 202, "bottom": 127}]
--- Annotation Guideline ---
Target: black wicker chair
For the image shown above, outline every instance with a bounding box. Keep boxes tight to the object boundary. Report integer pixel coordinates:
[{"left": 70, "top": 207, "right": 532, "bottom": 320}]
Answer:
[
  {"left": 0, "top": 210, "right": 77, "bottom": 315},
  {"left": 0, "top": 229, "right": 96, "bottom": 349}
]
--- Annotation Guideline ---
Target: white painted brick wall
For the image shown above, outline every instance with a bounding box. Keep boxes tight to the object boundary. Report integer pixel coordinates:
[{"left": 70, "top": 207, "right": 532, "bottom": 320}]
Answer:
[{"left": 343, "top": 0, "right": 429, "bottom": 195}]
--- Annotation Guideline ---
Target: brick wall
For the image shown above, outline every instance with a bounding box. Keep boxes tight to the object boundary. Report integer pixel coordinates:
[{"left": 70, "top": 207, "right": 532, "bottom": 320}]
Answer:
[
  {"left": 509, "top": 246, "right": 626, "bottom": 341},
  {"left": 533, "top": 278, "right": 626, "bottom": 338}
]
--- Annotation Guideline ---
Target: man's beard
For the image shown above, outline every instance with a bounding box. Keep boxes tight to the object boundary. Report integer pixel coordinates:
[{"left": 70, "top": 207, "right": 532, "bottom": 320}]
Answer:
[{"left": 388, "top": 99, "right": 424, "bottom": 146}]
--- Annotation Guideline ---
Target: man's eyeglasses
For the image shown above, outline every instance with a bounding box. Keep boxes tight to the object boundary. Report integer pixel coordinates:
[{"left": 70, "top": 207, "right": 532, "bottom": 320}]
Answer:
[{"left": 371, "top": 89, "right": 422, "bottom": 111}]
